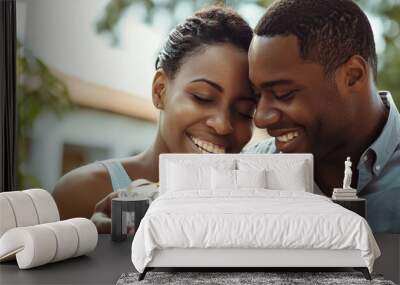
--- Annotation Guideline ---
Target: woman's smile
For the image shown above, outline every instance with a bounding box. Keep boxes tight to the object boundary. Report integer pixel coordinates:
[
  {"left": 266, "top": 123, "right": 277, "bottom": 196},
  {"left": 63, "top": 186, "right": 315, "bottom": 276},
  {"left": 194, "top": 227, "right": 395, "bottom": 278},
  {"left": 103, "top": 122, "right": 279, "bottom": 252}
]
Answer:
[{"left": 186, "top": 133, "right": 226, "bottom": 154}]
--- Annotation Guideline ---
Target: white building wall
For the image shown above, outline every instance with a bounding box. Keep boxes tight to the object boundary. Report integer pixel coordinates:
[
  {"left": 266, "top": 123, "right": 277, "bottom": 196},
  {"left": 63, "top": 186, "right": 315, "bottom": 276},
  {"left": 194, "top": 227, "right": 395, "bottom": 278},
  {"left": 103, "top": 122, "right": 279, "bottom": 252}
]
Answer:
[
  {"left": 18, "top": 0, "right": 162, "bottom": 99},
  {"left": 30, "top": 109, "right": 157, "bottom": 192}
]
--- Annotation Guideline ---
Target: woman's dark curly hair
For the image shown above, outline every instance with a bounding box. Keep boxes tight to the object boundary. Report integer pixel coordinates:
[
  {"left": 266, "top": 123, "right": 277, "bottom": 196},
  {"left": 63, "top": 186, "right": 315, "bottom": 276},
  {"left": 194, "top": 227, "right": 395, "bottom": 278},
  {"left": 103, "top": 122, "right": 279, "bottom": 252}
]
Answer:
[{"left": 155, "top": 6, "right": 253, "bottom": 79}]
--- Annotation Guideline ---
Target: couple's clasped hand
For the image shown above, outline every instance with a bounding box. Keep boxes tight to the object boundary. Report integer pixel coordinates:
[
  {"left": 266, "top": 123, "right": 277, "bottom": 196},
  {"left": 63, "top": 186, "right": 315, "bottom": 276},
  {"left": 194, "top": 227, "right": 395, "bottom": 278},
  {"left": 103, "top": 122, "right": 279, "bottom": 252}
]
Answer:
[
  {"left": 90, "top": 192, "right": 118, "bottom": 234},
  {"left": 91, "top": 179, "right": 159, "bottom": 234}
]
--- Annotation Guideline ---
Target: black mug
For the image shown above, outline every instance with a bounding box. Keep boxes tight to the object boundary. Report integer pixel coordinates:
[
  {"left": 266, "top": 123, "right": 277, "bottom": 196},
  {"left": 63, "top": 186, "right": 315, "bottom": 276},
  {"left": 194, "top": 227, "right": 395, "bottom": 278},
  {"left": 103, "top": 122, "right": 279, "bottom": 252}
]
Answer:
[{"left": 111, "top": 197, "right": 149, "bottom": 242}]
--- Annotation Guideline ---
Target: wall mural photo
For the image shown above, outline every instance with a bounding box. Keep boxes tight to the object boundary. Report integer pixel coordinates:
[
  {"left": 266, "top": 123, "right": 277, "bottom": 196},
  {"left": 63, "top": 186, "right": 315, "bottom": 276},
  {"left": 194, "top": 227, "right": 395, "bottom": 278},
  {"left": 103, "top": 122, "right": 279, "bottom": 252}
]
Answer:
[{"left": 1, "top": 0, "right": 399, "bottom": 284}]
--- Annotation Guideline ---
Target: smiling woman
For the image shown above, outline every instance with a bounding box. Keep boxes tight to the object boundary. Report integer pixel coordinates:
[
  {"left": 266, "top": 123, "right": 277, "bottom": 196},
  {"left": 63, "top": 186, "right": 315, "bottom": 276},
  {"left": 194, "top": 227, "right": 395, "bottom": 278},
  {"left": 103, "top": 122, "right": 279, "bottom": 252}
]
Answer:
[{"left": 52, "top": 5, "right": 256, "bottom": 233}]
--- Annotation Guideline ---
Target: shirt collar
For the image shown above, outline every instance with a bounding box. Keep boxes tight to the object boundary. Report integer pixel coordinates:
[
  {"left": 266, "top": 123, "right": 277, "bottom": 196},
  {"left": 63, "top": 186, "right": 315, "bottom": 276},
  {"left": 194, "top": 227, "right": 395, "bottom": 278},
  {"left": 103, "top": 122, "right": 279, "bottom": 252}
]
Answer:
[{"left": 366, "top": 91, "right": 400, "bottom": 175}]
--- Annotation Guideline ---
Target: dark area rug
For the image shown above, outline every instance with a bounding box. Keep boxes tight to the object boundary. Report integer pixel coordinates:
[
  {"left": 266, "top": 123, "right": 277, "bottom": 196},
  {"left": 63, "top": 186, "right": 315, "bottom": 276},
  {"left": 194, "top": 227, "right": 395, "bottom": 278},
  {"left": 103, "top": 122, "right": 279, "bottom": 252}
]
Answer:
[{"left": 116, "top": 271, "right": 396, "bottom": 285}]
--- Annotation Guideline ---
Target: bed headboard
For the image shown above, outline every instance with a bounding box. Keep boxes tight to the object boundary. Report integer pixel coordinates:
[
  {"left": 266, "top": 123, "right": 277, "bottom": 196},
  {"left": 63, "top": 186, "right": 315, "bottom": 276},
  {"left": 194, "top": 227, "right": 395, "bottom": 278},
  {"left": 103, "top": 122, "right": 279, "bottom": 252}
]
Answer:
[{"left": 159, "top": 153, "right": 314, "bottom": 193}]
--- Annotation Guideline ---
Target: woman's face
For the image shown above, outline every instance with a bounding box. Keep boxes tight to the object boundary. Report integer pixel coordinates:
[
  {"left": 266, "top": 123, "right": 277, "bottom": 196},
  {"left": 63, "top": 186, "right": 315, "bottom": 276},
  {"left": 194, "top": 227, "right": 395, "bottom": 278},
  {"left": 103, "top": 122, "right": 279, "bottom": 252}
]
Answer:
[{"left": 157, "top": 43, "right": 255, "bottom": 154}]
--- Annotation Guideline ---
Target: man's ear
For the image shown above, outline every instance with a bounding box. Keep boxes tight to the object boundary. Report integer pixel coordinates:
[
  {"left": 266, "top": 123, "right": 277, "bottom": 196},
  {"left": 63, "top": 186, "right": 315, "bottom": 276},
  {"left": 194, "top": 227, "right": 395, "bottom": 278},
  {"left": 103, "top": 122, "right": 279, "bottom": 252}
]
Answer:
[
  {"left": 335, "top": 55, "right": 368, "bottom": 95},
  {"left": 152, "top": 69, "right": 168, "bottom": 110}
]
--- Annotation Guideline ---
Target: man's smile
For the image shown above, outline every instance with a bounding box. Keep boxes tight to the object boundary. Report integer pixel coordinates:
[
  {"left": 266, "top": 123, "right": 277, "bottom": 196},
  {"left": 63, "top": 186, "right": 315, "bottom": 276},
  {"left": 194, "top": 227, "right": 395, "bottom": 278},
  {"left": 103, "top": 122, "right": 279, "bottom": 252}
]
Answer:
[
  {"left": 276, "top": 130, "right": 299, "bottom": 143},
  {"left": 269, "top": 128, "right": 304, "bottom": 152}
]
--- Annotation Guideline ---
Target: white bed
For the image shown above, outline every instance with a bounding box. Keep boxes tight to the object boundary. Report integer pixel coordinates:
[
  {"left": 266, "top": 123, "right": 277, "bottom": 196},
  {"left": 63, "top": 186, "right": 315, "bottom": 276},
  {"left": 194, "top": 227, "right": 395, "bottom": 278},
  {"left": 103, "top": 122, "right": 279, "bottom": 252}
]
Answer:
[{"left": 131, "top": 154, "right": 380, "bottom": 280}]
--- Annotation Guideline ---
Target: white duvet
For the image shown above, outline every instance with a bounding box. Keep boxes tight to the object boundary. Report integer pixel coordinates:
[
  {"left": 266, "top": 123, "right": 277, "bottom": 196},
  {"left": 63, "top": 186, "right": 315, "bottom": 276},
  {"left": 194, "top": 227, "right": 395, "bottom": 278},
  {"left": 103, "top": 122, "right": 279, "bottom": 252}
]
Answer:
[{"left": 131, "top": 190, "right": 380, "bottom": 273}]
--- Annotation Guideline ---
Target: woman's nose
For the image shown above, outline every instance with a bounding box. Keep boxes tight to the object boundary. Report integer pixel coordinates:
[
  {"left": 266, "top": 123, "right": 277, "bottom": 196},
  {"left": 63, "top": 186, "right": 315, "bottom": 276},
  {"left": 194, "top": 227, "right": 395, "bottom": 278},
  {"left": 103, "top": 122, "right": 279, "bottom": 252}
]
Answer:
[
  {"left": 254, "top": 107, "right": 281, "bottom": 129},
  {"left": 206, "top": 111, "right": 234, "bottom": 135}
]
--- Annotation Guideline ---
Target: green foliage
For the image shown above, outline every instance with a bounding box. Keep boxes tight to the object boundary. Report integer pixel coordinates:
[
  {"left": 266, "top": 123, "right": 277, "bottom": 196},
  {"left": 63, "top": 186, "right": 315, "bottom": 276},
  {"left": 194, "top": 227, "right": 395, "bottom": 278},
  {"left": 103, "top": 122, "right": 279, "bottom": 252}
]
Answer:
[
  {"left": 355, "top": 0, "right": 400, "bottom": 107},
  {"left": 16, "top": 41, "right": 73, "bottom": 189},
  {"left": 255, "top": 0, "right": 273, "bottom": 6},
  {"left": 96, "top": 0, "right": 399, "bottom": 106},
  {"left": 96, "top": 0, "right": 137, "bottom": 45},
  {"left": 96, "top": 0, "right": 224, "bottom": 45}
]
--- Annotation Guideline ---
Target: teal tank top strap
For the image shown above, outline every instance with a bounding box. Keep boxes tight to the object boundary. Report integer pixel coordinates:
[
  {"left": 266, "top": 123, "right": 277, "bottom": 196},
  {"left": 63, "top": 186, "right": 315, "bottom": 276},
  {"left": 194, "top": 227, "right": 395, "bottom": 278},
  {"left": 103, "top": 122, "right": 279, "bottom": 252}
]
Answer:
[{"left": 99, "top": 160, "right": 133, "bottom": 192}]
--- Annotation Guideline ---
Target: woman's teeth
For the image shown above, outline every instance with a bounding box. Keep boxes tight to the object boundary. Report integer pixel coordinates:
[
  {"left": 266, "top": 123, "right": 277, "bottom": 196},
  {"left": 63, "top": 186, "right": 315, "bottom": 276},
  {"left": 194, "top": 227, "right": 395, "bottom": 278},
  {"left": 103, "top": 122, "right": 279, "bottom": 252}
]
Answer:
[
  {"left": 190, "top": 136, "right": 225, "bottom": 154},
  {"left": 276, "top": 131, "right": 299, "bottom": 143}
]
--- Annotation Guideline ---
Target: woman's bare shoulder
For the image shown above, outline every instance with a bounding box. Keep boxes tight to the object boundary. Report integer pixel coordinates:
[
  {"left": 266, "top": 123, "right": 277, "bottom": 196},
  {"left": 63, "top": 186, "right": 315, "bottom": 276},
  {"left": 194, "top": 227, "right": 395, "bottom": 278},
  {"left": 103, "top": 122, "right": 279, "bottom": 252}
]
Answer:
[
  {"left": 52, "top": 162, "right": 112, "bottom": 219},
  {"left": 54, "top": 162, "right": 111, "bottom": 192}
]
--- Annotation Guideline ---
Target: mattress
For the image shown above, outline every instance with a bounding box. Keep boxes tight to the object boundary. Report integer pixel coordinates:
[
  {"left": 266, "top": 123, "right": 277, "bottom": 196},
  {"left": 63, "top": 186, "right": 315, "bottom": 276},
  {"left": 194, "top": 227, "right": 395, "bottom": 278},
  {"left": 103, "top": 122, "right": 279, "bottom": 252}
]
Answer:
[{"left": 131, "top": 190, "right": 380, "bottom": 273}]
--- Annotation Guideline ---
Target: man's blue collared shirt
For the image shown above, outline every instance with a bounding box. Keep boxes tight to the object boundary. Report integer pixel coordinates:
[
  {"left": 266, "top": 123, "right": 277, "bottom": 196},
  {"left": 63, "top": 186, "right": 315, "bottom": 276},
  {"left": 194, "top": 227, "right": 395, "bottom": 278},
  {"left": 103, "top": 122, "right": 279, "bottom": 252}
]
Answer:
[{"left": 244, "top": 91, "right": 400, "bottom": 233}]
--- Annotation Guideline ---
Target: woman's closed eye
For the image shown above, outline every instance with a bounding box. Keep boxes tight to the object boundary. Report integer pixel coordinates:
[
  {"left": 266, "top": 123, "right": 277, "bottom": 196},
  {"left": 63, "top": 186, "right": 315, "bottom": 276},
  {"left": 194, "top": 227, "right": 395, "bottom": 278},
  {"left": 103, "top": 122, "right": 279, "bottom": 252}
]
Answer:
[{"left": 191, "top": 93, "right": 215, "bottom": 103}]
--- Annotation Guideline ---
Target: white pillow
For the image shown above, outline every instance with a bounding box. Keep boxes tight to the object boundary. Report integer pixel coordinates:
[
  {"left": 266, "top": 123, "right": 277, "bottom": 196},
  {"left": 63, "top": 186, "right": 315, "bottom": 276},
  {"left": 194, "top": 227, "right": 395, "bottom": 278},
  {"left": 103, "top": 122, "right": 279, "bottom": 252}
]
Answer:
[
  {"left": 166, "top": 159, "right": 236, "bottom": 192},
  {"left": 238, "top": 159, "right": 308, "bottom": 191},
  {"left": 211, "top": 168, "right": 236, "bottom": 190},
  {"left": 236, "top": 169, "right": 267, "bottom": 189},
  {"left": 211, "top": 169, "right": 267, "bottom": 190},
  {"left": 266, "top": 164, "right": 307, "bottom": 191},
  {"left": 166, "top": 163, "right": 211, "bottom": 191}
]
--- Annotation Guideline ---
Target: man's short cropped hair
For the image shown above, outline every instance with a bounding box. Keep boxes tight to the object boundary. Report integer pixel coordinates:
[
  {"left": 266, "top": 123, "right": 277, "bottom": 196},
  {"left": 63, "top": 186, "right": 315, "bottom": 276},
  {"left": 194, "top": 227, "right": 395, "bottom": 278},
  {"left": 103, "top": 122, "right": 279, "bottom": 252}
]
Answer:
[{"left": 255, "top": 0, "right": 377, "bottom": 80}]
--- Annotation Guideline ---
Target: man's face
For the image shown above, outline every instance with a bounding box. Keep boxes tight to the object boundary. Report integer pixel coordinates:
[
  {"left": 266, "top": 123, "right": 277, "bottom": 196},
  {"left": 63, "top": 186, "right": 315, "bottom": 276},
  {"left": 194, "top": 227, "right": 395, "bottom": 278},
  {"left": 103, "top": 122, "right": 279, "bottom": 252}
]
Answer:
[{"left": 249, "top": 35, "right": 350, "bottom": 159}]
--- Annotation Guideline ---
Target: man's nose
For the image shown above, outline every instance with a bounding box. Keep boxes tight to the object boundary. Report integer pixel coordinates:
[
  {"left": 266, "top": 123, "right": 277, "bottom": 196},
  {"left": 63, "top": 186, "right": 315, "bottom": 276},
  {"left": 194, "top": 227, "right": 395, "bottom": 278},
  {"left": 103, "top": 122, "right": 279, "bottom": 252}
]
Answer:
[
  {"left": 206, "top": 111, "right": 234, "bottom": 135},
  {"left": 254, "top": 98, "right": 281, "bottom": 128}
]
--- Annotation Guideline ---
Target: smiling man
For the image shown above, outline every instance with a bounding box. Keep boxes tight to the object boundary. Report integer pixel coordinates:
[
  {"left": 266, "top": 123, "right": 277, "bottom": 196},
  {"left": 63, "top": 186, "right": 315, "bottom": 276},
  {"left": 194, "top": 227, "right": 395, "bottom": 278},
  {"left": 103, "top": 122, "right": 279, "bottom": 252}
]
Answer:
[{"left": 246, "top": 0, "right": 400, "bottom": 233}]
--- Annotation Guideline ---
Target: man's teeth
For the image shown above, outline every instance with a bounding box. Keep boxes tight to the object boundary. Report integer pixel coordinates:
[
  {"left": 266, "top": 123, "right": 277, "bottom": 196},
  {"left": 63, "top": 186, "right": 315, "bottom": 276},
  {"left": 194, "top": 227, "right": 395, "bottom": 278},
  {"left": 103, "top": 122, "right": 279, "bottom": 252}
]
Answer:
[
  {"left": 276, "top": 131, "right": 299, "bottom": 143},
  {"left": 190, "top": 136, "right": 225, "bottom": 154}
]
